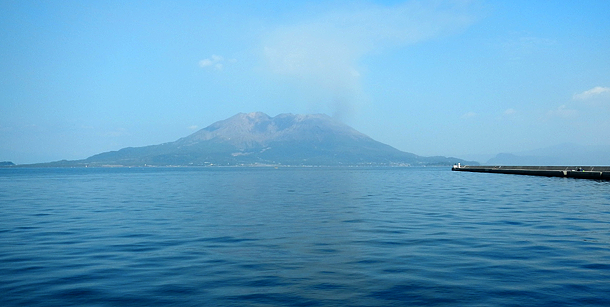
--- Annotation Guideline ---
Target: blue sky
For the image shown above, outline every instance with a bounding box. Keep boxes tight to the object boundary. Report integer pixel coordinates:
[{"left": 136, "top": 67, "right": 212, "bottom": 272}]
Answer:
[{"left": 1, "top": 0, "right": 609, "bottom": 164}]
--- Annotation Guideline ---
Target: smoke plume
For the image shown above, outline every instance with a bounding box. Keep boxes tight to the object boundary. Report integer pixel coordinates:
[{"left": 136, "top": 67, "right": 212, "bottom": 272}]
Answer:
[{"left": 262, "top": 0, "right": 479, "bottom": 120}]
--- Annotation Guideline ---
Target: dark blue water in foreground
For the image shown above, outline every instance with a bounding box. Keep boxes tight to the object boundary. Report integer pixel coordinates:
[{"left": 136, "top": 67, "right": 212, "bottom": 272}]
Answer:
[{"left": 1, "top": 167, "right": 609, "bottom": 306}]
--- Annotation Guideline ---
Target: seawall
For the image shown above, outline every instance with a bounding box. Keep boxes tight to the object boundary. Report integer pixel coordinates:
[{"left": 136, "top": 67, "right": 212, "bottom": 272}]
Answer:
[{"left": 452, "top": 165, "right": 610, "bottom": 180}]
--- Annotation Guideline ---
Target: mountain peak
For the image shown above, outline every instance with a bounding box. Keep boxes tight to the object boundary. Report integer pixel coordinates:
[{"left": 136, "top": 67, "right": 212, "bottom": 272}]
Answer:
[
  {"left": 236, "top": 112, "right": 271, "bottom": 121},
  {"left": 180, "top": 112, "right": 357, "bottom": 149}
]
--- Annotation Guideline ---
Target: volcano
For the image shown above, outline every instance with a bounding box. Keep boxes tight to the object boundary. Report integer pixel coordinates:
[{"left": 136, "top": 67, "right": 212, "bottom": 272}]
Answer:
[{"left": 43, "top": 112, "right": 473, "bottom": 167}]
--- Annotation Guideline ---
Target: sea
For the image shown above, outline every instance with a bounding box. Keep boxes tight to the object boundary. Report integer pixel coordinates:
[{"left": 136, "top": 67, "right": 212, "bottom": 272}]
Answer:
[{"left": 1, "top": 167, "right": 609, "bottom": 306}]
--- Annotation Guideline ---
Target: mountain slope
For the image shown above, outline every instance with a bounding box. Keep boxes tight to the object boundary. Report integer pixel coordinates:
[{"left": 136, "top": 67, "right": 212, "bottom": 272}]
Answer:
[{"left": 49, "top": 112, "right": 474, "bottom": 166}]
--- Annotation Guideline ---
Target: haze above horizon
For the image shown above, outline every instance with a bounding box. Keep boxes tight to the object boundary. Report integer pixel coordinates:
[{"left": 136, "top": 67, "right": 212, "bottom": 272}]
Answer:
[{"left": 2, "top": 0, "right": 609, "bottom": 164}]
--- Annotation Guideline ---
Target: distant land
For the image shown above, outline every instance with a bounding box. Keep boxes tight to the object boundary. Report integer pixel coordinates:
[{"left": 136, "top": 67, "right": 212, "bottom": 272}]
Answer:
[
  {"left": 11, "top": 112, "right": 476, "bottom": 167},
  {"left": 485, "top": 143, "right": 610, "bottom": 166}
]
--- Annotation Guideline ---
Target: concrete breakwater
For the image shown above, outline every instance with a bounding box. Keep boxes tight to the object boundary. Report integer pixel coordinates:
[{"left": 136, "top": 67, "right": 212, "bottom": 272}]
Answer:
[{"left": 452, "top": 165, "right": 610, "bottom": 180}]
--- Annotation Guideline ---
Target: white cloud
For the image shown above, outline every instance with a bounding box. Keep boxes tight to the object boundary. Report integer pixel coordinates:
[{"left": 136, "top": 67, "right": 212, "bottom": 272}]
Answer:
[
  {"left": 198, "top": 59, "right": 213, "bottom": 67},
  {"left": 188, "top": 125, "right": 198, "bottom": 130},
  {"left": 573, "top": 86, "right": 610, "bottom": 101},
  {"left": 199, "top": 54, "right": 233, "bottom": 70},
  {"left": 503, "top": 108, "right": 516, "bottom": 115},
  {"left": 461, "top": 111, "right": 477, "bottom": 119}
]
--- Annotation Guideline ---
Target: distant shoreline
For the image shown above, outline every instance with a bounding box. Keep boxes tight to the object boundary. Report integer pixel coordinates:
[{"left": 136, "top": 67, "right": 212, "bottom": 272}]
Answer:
[{"left": 1, "top": 163, "right": 452, "bottom": 168}]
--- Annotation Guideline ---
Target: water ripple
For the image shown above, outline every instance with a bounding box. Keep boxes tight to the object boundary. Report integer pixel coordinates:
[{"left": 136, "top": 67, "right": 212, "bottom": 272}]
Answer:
[{"left": 1, "top": 167, "right": 609, "bottom": 306}]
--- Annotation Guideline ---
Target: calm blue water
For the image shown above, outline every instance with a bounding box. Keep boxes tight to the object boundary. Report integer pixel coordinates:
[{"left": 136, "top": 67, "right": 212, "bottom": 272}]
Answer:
[{"left": 1, "top": 167, "right": 609, "bottom": 306}]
